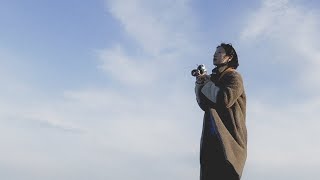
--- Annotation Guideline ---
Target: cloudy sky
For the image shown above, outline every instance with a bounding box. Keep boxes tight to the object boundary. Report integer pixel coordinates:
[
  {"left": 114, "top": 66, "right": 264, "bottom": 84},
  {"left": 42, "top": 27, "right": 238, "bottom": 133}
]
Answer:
[{"left": 1, "top": 0, "right": 320, "bottom": 179}]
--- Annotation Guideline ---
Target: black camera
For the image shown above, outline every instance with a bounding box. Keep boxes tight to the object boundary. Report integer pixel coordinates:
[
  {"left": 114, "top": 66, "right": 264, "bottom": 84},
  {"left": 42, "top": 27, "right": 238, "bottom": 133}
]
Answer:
[{"left": 191, "top": 64, "right": 207, "bottom": 77}]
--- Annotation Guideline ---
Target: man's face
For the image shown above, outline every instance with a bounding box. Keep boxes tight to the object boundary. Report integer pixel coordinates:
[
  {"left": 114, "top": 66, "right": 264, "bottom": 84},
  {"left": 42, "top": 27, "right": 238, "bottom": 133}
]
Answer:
[{"left": 213, "top": 46, "right": 231, "bottom": 66}]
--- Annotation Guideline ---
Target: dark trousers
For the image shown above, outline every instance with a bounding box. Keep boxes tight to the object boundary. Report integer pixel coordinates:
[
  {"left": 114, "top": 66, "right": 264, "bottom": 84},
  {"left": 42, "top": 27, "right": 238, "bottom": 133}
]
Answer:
[{"left": 200, "top": 161, "right": 239, "bottom": 180}]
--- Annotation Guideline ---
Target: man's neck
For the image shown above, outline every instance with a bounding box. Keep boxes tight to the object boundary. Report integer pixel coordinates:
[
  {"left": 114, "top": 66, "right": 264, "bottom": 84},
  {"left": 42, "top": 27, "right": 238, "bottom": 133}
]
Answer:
[{"left": 212, "top": 64, "right": 229, "bottom": 75}]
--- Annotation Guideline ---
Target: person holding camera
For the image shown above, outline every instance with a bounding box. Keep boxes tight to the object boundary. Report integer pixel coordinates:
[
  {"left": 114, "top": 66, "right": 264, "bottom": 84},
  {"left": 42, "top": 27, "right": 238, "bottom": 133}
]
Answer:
[{"left": 193, "top": 43, "right": 247, "bottom": 180}]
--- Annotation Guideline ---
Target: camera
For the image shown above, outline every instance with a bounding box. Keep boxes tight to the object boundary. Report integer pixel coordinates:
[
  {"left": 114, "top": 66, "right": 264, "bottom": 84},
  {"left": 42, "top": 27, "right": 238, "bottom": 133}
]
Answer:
[{"left": 191, "top": 64, "right": 207, "bottom": 77}]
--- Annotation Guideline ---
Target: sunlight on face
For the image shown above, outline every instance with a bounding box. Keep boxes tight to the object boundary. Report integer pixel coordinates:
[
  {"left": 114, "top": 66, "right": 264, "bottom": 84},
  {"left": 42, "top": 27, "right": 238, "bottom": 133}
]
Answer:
[{"left": 213, "top": 46, "right": 230, "bottom": 66}]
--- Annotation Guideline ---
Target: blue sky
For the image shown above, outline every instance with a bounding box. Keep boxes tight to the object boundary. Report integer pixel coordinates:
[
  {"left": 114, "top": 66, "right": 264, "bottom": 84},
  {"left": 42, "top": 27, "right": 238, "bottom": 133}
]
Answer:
[{"left": 1, "top": 0, "right": 320, "bottom": 179}]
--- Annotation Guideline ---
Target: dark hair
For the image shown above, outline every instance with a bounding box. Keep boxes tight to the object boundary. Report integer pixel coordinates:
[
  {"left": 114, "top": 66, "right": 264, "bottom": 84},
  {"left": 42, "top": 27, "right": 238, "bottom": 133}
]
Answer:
[{"left": 218, "top": 43, "right": 239, "bottom": 69}]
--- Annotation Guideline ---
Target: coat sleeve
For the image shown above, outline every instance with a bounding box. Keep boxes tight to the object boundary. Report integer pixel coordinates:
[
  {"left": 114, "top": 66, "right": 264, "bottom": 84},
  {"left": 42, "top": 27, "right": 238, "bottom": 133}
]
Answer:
[
  {"left": 195, "top": 78, "right": 219, "bottom": 111},
  {"left": 195, "top": 82, "right": 207, "bottom": 111},
  {"left": 216, "top": 71, "right": 244, "bottom": 108}
]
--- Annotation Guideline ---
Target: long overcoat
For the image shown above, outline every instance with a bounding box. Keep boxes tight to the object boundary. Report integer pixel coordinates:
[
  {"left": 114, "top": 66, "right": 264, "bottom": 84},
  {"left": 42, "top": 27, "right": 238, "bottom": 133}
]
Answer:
[{"left": 195, "top": 68, "right": 247, "bottom": 179}]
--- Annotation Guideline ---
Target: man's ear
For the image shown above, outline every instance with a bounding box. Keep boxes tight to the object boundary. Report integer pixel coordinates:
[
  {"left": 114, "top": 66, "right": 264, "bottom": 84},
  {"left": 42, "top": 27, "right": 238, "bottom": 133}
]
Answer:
[{"left": 227, "top": 55, "right": 233, "bottom": 62}]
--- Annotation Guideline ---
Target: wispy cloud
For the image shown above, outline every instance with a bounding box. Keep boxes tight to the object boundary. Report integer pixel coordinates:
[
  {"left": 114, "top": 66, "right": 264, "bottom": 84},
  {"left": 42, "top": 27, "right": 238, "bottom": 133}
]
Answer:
[
  {"left": 97, "top": 45, "right": 156, "bottom": 85},
  {"left": 244, "top": 97, "right": 320, "bottom": 179},
  {"left": 240, "top": 0, "right": 320, "bottom": 178},
  {"left": 100, "top": 0, "right": 200, "bottom": 86},
  {"left": 2, "top": 0, "right": 199, "bottom": 179},
  {"left": 241, "top": 0, "right": 290, "bottom": 40},
  {"left": 106, "top": 0, "right": 197, "bottom": 56},
  {"left": 240, "top": 0, "right": 320, "bottom": 91},
  {"left": 3, "top": 0, "right": 320, "bottom": 179}
]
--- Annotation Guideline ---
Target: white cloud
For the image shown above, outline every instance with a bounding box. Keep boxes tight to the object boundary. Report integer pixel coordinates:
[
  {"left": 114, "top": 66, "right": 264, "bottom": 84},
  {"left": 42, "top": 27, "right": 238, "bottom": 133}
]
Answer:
[
  {"left": 6, "top": 0, "right": 320, "bottom": 179},
  {"left": 0, "top": 2, "right": 203, "bottom": 173},
  {"left": 243, "top": 97, "right": 320, "bottom": 179},
  {"left": 239, "top": 0, "right": 320, "bottom": 178},
  {"left": 106, "top": 0, "right": 196, "bottom": 56},
  {"left": 97, "top": 45, "right": 156, "bottom": 85},
  {"left": 1, "top": 1, "right": 200, "bottom": 179},
  {"left": 240, "top": 0, "right": 320, "bottom": 91},
  {"left": 101, "top": 0, "right": 201, "bottom": 86},
  {"left": 0, "top": 78, "right": 201, "bottom": 179}
]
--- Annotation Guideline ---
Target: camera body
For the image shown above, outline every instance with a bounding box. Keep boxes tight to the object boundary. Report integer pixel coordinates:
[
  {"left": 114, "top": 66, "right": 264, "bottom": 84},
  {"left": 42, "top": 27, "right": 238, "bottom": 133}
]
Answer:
[{"left": 191, "top": 64, "right": 207, "bottom": 77}]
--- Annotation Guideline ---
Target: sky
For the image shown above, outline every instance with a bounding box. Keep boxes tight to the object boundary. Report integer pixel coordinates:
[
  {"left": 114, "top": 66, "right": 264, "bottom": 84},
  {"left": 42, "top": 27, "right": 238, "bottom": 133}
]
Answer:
[{"left": 0, "top": 0, "right": 320, "bottom": 179}]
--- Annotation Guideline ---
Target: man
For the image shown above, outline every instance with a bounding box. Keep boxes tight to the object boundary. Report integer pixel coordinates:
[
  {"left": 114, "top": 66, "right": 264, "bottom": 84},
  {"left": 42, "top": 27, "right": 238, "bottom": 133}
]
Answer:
[{"left": 195, "top": 43, "right": 247, "bottom": 180}]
